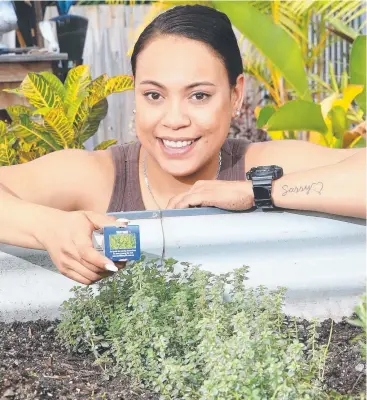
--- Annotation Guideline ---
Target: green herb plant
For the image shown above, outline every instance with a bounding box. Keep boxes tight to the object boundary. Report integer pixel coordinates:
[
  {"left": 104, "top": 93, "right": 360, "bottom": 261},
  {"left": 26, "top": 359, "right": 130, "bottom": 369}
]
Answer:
[
  {"left": 56, "top": 257, "right": 356, "bottom": 399},
  {"left": 348, "top": 293, "right": 367, "bottom": 361}
]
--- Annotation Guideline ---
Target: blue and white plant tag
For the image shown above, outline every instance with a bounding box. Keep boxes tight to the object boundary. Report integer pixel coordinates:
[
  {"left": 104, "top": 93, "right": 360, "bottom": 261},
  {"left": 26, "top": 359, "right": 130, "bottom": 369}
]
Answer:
[{"left": 93, "top": 225, "right": 141, "bottom": 261}]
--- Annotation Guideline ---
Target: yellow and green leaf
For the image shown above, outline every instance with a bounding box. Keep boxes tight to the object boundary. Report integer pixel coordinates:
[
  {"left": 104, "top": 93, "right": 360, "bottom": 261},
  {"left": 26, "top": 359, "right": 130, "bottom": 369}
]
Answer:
[
  {"left": 104, "top": 75, "right": 134, "bottom": 98},
  {"left": 10, "top": 114, "right": 61, "bottom": 151},
  {"left": 2, "top": 86, "right": 23, "bottom": 96},
  {"left": 0, "top": 143, "right": 17, "bottom": 166},
  {"left": 73, "top": 96, "right": 89, "bottom": 133},
  {"left": 88, "top": 73, "right": 109, "bottom": 107},
  {"left": 19, "top": 73, "right": 63, "bottom": 109},
  {"left": 0, "top": 121, "right": 7, "bottom": 136},
  {"left": 67, "top": 92, "right": 88, "bottom": 125},
  {"left": 39, "top": 71, "right": 66, "bottom": 100},
  {"left": 6, "top": 105, "right": 32, "bottom": 122},
  {"left": 265, "top": 100, "right": 328, "bottom": 133},
  {"left": 256, "top": 105, "right": 277, "bottom": 128},
  {"left": 328, "top": 106, "right": 347, "bottom": 148},
  {"left": 350, "top": 35, "right": 366, "bottom": 113},
  {"left": 333, "top": 85, "right": 364, "bottom": 112},
  {"left": 94, "top": 139, "right": 117, "bottom": 151},
  {"left": 77, "top": 99, "right": 108, "bottom": 145},
  {"left": 64, "top": 65, "right": 92, "bottom": 111},
  {"left": 44, "top": 108, "right": 75, "bottom": 148}
]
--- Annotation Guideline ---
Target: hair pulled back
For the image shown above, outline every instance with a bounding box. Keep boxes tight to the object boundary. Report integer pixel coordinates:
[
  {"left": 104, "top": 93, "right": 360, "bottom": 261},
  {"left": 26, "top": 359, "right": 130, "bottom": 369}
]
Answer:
[{"left": 131, "top": 5, "right": 243, "bottom": 86}]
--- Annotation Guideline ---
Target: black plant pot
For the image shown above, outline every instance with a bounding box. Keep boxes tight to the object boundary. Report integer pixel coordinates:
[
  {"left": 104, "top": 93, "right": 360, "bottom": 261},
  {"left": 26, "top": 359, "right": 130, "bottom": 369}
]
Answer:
[
  {"left": 50, "top": 14, "right": 88, "bottom": 82},
  {"left": 50, "top": 14, "right": 88, "bottom": 62}
]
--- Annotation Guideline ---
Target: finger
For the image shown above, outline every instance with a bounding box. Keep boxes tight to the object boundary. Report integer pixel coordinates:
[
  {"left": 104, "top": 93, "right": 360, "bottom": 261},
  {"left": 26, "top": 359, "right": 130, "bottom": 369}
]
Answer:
[
  {"left": 78, "top": 244, "right": 119, "bottom": 272},
  {"left": 79, "top": 255, "right": 115, "bottom": 274},
  {"left": 59, "top": 239, "right": 84, "bottom": 263},
  {"left": 173, "top": 192, "right": 209, "bottom": 209},
  {"left": 167, "top": 192, "right": 189, "bottom": 209},
  {"left": 63, "top": 269, "right": 93, "bottom": 285},
  {"left": 80, "top": 254, "right": 126, "bottom": 273},
  {"left": 72, "top": 227, "right": 118, "bottom": 272},
  {"left": 63, "top": 261, "right": 104, "bottom": 285},
  {"left": 167, "top": 183, "right": 212, "bottom": 209},
  {"left": 84, "top": 211, "right": 129, "bottom": 230},
  {"left": 64, "top": 268, "right": 112, "bottom": 285}
]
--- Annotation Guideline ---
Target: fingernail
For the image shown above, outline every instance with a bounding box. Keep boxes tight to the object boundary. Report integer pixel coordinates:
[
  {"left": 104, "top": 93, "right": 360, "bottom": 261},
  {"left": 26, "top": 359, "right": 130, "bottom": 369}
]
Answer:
[{"left": 105, "top": 263, "right": 118, "bottom": 272}]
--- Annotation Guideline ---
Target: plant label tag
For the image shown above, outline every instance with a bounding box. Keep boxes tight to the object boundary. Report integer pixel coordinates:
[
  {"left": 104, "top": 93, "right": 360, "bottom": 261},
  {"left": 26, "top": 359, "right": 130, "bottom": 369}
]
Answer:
[{"left": 97, "top": 225, "right": 141, "bottom": 261}]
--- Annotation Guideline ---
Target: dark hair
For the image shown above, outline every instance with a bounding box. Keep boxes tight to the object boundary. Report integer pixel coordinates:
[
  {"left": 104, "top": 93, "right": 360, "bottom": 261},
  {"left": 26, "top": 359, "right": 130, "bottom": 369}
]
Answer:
[{"left": 131, "top": 5, "right": 243, "bottom": 86}]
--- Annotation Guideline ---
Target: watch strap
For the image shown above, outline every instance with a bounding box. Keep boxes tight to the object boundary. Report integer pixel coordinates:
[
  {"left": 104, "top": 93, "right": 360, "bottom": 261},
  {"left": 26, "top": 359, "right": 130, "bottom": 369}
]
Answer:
[{"left": 252, "top": 178, "right": 274, "bottom": 209}]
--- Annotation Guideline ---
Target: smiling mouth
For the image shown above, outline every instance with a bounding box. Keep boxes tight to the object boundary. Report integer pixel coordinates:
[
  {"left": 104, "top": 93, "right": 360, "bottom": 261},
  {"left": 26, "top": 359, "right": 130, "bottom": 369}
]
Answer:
[{"left": 159, "top": 137, "right": 201, "bottom": 149}]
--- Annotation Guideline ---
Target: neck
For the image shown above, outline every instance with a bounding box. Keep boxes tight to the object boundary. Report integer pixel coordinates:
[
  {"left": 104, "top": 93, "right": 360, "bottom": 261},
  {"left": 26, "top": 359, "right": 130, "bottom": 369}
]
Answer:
[{"left": 141, "top": 147, "right": 220, "bottom": 202}]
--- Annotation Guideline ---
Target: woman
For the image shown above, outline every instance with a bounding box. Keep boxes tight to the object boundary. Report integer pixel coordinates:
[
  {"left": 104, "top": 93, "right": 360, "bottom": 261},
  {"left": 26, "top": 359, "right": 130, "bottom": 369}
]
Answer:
[{"left": 0, "top": 5, "right": 365, "bottom": 285}]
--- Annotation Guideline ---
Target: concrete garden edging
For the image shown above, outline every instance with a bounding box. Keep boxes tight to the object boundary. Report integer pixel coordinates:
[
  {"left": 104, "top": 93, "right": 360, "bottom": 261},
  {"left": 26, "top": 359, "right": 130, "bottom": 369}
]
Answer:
[{"left": 0, "top": 208, "right": 365, "bottom": 322}]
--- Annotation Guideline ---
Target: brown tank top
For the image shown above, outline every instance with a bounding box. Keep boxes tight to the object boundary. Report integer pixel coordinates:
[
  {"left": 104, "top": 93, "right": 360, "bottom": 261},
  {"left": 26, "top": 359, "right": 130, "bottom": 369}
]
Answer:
[{"left": 107, "top": 138, "right": 249, "bottom": 212}]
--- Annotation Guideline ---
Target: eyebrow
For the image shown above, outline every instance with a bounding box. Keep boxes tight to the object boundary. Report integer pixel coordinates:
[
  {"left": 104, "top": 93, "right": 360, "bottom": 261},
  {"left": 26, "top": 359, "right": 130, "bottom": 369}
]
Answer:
[{"left": 139, "top": 80, "right": 215, "bottom": 89}]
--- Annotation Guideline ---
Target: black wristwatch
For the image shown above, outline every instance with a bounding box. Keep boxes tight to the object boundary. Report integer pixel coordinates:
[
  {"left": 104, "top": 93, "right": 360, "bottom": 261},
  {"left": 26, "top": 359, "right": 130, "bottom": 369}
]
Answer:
[{"left": 246, "top": 165, "right": 283, "bottom": 210}]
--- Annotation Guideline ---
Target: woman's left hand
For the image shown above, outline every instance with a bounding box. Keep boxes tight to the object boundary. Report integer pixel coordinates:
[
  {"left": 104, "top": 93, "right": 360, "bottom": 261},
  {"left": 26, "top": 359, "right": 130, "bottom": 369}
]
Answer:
[{"left": 166, "top": 180, "right": 255, "bottom": 210}]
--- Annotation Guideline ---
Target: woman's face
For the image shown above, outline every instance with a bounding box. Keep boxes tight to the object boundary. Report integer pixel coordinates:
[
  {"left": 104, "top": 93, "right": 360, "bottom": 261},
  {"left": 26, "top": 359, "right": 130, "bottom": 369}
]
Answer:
[{"left": 134, "top": 35, "right": 244, "bottom": 177}]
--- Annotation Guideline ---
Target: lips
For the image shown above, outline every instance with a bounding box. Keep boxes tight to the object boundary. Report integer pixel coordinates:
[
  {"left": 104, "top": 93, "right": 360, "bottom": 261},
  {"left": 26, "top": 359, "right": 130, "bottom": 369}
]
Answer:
[{"left": 157, "top": 136, "right": 201, "bottom": 156}]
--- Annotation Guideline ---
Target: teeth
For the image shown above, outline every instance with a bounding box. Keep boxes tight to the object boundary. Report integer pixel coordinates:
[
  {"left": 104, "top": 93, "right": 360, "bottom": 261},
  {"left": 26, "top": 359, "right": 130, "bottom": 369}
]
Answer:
[{"left": 162, "top": 139, "right": 193, "bottom": 148}]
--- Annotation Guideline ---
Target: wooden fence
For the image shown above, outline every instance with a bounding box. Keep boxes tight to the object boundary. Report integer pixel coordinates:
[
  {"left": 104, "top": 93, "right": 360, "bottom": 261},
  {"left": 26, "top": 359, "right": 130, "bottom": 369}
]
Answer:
[
  {"left": 2, "top": 3, "right": 366, "bottom": 148},
  {"left": 44, "top": 4, "right": 150, "bottom": 149}
]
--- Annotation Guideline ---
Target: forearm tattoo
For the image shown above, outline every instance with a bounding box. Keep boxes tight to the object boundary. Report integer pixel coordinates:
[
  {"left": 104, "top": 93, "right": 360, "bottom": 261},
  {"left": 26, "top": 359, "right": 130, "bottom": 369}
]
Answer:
[{"left": 282, "top": 182, "right": 324, "bottom": 196}]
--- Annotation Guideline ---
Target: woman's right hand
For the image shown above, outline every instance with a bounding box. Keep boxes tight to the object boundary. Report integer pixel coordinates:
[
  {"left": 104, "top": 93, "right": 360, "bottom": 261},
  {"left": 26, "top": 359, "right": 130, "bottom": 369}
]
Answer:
[{"left": 34, "top": 209, "right": 128, "bottom": 285}]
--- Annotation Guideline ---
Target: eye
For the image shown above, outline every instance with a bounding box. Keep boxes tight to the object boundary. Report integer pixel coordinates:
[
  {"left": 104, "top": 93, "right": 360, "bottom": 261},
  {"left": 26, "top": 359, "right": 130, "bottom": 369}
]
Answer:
[
  {"left": 144, "top": 92, "right": 162, "bottom": 101},
  {"left": 191, "top": 92, "right": 210, "bottom": 101}
]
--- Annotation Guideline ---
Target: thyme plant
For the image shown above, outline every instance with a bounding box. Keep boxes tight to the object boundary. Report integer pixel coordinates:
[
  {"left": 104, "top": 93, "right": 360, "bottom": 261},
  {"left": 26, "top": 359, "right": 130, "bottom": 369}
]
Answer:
[{"left": 57, "top": 257, "right": 345, "bottom": 400}]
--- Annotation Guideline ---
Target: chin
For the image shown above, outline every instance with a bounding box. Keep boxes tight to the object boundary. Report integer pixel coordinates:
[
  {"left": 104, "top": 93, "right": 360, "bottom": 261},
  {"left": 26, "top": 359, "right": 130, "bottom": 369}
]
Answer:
[{"left": 160, "top": 159, "right": 199, "bottom": 178}]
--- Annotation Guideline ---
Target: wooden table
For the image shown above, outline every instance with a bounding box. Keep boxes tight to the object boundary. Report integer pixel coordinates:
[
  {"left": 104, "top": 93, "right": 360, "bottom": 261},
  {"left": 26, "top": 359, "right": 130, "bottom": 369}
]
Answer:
[{"left": 0, "top": 53, "right": 68, "bottom": 110}]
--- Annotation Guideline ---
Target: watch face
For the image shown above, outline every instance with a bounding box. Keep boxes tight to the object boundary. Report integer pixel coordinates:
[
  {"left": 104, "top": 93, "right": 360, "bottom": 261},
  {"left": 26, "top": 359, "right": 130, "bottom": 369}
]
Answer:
[
  {"left": 252, "top": 165, "right": 283, "bottom": 179},
  {"left": 254, "top": 167, "right": 273, "bottom": 176}
]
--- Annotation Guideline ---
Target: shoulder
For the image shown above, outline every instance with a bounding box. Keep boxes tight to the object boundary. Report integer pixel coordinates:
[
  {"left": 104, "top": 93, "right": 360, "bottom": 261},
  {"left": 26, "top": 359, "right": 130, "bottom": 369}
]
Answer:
[
  {"left": 0, "top": 148, "right": 115, "bottom": 212},
  {"left": 244, "top": 139, "right": 363, "bottom": 174},
  {"left": 224, "top": 138, "right": 251, "bottom": 157},
  {"left": 38, "top": 147, "right": 117, "bottom": 210},
  {"left": 104, "top": 140, "right": 140, "bottom": 162},
  {"left": 52, "top": 148, "right": 116, "bottom": 203}
]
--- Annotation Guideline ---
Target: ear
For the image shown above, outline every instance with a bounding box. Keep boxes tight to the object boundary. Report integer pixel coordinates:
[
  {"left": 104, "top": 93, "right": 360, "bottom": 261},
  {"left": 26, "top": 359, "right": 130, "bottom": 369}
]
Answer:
[{"left": 231, "top": 74, "right": 245, "bottom": 118}]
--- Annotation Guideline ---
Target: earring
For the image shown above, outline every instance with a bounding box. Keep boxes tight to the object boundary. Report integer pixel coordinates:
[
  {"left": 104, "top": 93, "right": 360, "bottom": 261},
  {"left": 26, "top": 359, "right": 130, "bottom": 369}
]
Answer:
[
  {"left": 133, "top": 109, "right": 136, "bottom": 114},
  {"left": 236, "top": 109, "right": 240, "bottom": 117}
]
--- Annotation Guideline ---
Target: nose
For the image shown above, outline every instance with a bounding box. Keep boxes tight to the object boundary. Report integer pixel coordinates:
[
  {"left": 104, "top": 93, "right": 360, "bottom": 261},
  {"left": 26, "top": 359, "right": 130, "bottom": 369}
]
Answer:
[{"left": 161, "top": 101, "right": 190, "bottom": 130}]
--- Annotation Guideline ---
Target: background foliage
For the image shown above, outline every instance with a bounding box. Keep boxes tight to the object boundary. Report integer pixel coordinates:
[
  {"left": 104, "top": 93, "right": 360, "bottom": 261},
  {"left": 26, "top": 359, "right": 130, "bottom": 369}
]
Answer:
[{"left": 0, "top": 65, "right": 133, "bottom": 166}]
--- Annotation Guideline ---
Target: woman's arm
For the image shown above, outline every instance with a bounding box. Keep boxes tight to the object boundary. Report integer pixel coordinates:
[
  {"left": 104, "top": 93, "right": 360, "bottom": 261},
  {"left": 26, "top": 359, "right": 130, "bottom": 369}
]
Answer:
[
  {"left": 245, "top": 139, "right": 364, "bottom": 175},
  {"left": 0, "top": 149, "right": 114, "bottom": 248},
  {"left": 167, "top": 148, "right": 366, "bottom": 219},
  {"left": 272, "top": 149, "right": 366, "bottom": 218}
]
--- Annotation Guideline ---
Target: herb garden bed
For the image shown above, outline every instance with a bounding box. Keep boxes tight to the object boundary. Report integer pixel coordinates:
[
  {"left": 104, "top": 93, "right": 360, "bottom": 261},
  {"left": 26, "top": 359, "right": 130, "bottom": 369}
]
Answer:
[
  {"left": 0, "top": 320, "right": 366, "bottom": 400},
  {"left": 0, "top": 209, "right": 365, "bottom": 399},
  {"left": 1, "top": 258, "right": 365, "bottom": 400},
  {"left": 0, "top": 315, "right": 365, "bottom": 399}
]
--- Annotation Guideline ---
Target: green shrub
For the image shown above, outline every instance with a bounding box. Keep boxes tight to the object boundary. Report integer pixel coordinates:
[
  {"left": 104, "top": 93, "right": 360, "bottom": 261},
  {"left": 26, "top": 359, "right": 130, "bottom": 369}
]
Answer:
[
  {"left": 57, "top": 257, "right": 348, "bottom": 399},
  {"left": 348, "top": 294, "right": 367, "bottom": 361}
]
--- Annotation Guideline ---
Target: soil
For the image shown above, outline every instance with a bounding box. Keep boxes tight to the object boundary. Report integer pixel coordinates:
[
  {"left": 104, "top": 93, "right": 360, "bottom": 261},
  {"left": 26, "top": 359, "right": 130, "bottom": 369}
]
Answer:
[
  {"left": 0, "top": 318, "right": 365, "bottom": 400},
  {"left": 0, "top": 320, "right": 158, "bottom": 400}
]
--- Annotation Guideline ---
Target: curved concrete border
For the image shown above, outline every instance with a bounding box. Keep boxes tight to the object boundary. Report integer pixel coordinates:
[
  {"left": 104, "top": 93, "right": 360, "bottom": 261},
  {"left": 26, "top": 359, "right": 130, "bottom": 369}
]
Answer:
[{"left": 0, "top": 208, "right": 365, "bottom": 322}]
